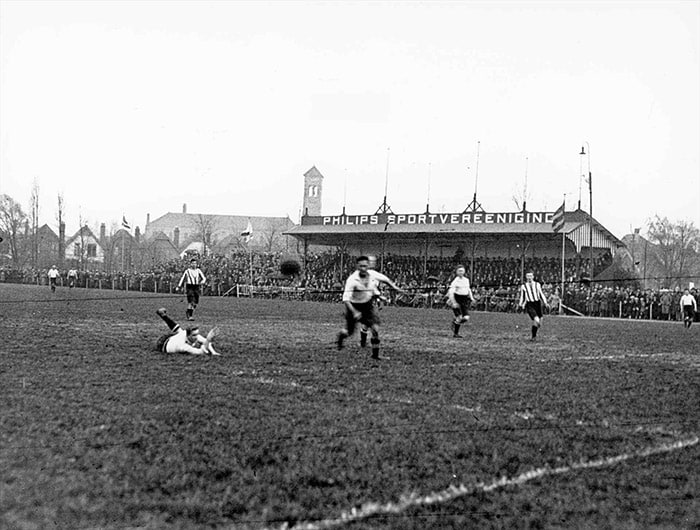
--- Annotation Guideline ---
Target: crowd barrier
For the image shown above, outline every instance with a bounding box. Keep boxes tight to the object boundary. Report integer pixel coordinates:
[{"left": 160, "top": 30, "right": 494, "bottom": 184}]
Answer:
[{"left": 2, "top": 271, "right": 695, "bottom": 322}]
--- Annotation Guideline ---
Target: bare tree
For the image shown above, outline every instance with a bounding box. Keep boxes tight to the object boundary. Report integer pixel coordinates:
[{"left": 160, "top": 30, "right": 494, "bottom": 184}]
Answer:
[
  {"left": 511, "top": 185, "right": 530, "bottom": 212},
  {"left": 262, "top": 223, "right": 279, "bottom": 252},
  {"left": 646, "top": 215, "right": 700, "bottom": 288},
  {"left": 29, "top": 180, "right": 40, "bottom": 268},
  {"left": 56, "top": 192, "right": 65, "bottom": 263},
  {"left": 75, "top": 210, "right": 89, "bottom": 270},
  {"left": 0, "top": 194, "right": 28, "bottom": 267},
  {"left": 192, "top": 214, "right": 217, "bottom": 256}
]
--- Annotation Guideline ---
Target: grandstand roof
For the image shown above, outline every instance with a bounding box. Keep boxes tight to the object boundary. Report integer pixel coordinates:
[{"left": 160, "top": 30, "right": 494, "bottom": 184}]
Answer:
[{"left": 285, "top": 209, "right": 623, "bottom": 251}]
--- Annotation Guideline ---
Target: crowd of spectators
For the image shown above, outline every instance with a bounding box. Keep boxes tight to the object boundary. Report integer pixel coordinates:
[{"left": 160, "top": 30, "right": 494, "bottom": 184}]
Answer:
[{"left": 2, "top": 249, "right": 698, "bottom": 321}]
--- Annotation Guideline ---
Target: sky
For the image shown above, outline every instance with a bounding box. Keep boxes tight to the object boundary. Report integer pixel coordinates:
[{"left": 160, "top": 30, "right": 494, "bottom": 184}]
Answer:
[{"left": 1, "top": 0, "right": 698, "bottom": 239}]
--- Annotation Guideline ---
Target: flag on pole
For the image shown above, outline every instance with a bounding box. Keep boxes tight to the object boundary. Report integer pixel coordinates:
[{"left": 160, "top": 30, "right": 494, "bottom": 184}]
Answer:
[
  {"left": 241, "top": 220, "right": 253, "bottom": 243},
  {"left": 551, "top": 201, "right": 565, "bottom": 233},
  {"left": 122, "top": 216, "right": 131, "bottom": 230}
]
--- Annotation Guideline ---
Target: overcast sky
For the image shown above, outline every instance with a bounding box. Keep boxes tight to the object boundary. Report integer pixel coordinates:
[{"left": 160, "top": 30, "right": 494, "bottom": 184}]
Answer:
[{"left": 1, "top": 0, "right": 698, "bottom": 238}]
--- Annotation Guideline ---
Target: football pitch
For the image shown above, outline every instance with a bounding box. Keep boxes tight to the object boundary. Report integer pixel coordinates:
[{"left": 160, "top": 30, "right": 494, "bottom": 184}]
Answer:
[{"left": 1, "top": 283, "right": 698, "bottom": 529}]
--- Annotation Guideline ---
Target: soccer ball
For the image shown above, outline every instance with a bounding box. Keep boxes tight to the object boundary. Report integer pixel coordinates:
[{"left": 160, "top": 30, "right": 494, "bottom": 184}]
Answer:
[{"left": 280, "top": 259, "right": 301, "bottom": 276}]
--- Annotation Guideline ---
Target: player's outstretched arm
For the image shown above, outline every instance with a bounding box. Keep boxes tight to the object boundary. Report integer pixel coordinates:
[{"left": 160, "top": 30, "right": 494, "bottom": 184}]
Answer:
[{"left": 202, "top": 326, "right": 220, "bottom": 353}]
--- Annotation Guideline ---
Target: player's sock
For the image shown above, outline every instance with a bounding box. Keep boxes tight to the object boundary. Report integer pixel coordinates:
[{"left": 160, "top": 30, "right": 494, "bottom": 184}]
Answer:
[
  {"left": 453, "top": 323, "right": 461, "bottom": 337},
  {"left": 371, "top": 338, "right": 380, "bottom": 359},
  {"left": 186, "top": 308, "right": 193, "bottom": 320},
  {"left": 360, "top": 330, "right": 368, "bottom": 347},
  {"left": 532, "top": 325, "right": 538, "bottom": 338},
  {"left": 158, "top": 312, "right": 179, "bottom": 331}
]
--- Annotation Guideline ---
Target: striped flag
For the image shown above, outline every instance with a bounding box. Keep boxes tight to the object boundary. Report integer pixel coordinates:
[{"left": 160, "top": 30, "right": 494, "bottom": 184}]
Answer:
[
  {"left": 241, "top": 220, "right": 253, "bottom": 243},
  {"left": 122, "top": 216, "right": 131, "bottom": 230},
  {"left": 551, "top": 201, "right": 565, "bottom": 233}
]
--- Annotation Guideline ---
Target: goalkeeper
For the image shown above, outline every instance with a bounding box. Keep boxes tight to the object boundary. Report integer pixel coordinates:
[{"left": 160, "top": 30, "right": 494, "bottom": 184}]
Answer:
[{"left": 154, "top": 307, "right": 221, "bottom": 355}]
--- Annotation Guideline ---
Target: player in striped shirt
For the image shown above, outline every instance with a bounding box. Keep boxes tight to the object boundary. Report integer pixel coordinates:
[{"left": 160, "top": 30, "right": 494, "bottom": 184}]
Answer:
[
  {"left": 518, "top": 271, "right": 550, "bottom": 341},
  {"left": 447, "top": 264, "right": 476, "bottom": 338},
  {"left": 177, "top": 258, "right": 207, "bottom": 321}
]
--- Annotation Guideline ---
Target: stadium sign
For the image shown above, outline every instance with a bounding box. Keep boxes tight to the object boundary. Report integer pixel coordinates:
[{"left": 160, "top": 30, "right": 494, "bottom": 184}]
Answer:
[{"left": 304, "top": 211, "right": 556, "bottom": 226}]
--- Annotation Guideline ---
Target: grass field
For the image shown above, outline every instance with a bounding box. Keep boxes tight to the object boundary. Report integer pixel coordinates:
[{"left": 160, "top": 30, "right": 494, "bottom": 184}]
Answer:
[{"left": 1, "top": 283, "right": 698, "bottom": 529}]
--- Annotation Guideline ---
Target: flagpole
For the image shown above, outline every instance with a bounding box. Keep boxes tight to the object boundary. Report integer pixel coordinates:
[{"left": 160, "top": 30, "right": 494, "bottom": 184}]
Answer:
[
  {"left": 559, "top": 196, "right": 566, "bottom": 315},
  {"left": 560, "top": 229, "right": 565, "bottom": 315}
]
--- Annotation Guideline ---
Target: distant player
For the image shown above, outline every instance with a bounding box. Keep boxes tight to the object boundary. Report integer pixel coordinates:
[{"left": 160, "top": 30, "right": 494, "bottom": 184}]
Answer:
[
  {"left": 48, "top": 265, "right": 60, "bottom": 293},
  {"left": 177, "top": 258, "right": 207, "bottom": 321},
  {"left": 155, "top": 307, "right": 220, "bottom": 355},
  {"left": 518, "top": 271, "right": 550, "bottom": 341},
  {"left": 337, "top": 256, "right": 395, "bottom": 360},
  {"left": 680, "top": 289, "right": 697, "bottom": 329},
  {"left": 447, "top": 264, "right": 476, "bottom": 338},
  {"left": 67, "top": 268, "right": 78, "bottom": 288},
  {"left": 356, "top": 255, "right": 406, "bottom": 347}
]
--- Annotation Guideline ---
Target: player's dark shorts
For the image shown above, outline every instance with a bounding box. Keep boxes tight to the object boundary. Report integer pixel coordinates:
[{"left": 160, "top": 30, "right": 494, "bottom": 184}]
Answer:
[
  {"left": 185, "top": 284, "right": 201, "bottom": 305},
  {"left": 452, "top": 294, "right": 472, "bottom": 317},
  {"left": 155, "top": 334, "right": 171, "bottom": 353},
  {"left": 525, "top": 301, "right": 543, "bottom": 320},
  {"left": 49, "top": 277, "right": 58, "bottom": 287},
  {"left": 345, "top": 301, "right": 380, "bottom": 335},
  {"left": 683, "top": 305, "right": 695, "bottom": 320}
]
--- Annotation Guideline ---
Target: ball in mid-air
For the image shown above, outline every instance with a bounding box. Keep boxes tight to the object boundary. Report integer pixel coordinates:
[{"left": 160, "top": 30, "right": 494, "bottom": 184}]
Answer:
[{"left": 280, "top": 259, "right": 301, "bottom": 276}]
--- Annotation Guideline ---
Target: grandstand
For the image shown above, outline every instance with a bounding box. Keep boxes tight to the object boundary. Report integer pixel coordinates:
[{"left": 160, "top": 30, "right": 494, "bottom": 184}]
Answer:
[{"left": 285, "top": 167, "right": 624, "bottom": 284}]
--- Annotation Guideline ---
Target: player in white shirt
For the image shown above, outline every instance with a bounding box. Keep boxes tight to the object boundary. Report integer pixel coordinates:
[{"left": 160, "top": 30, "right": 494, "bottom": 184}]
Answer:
[
  {"left": 518, "top": 271, "right": 550, "bottom": 341},
  {"left": 680, "top": 289, "right": 697, "bottom": 329},
  {"left": 177, "top": 258, "right": 207, "bottom": 321},
  {"left": 67, "top": 268, "right": 78, "bottom": 288},
  {"left": 354, "top": 255, "right": 405, "bottom": 347},
  {"left": 154, "top": 308, "right": 220, "bottom": 355},
  {"left": 47, "top": 265, "right": 60, "bottom": 293},
  {"left": 447, "top": 264, "right": 476, "bottom": 338},
  {"left": 336, "top": 256, "right": 401, "bottom": 359}
]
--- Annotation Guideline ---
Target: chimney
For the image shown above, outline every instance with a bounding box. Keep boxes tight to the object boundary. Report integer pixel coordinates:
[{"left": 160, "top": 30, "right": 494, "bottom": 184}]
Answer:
[
  {"left": 135, "top": 226, "right": 140, "bottom": 243},
  {"left": 146, "top": 213, "right": 150, "bottom": 225},
  {"left": 100, "top": 223, "right": 106, "bottom": 243},
  {"left": 182, "top": 203, "right": 187, "bottom": 214},
  {"left": 173, "top": 227, "right": 180, "bottom": 248}
]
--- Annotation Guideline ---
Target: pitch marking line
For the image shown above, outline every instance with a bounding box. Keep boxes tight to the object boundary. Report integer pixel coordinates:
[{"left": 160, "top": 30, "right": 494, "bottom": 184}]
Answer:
[
  {"left": 275, "top": 434, "right": 699, "bottom": 530},
  {"left": 536, "top": 352, "right": 671, "bottom": 362}
]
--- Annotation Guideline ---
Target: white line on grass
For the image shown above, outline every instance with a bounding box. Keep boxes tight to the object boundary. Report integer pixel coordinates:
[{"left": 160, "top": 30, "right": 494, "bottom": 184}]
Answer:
[
  {"left": 536, "top": 352, "right": 671, "bottom": 362},
  {"left": 275, "top": 434, "right": 698, "bottom": 530}
]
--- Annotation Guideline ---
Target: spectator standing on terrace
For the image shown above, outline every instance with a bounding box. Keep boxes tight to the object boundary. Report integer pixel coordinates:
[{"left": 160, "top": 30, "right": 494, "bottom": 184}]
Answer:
[
  {"left": 154, "top": 307, "right": 220, "bottom": 355},
  {"left": 447, "top": 264, "right": 476, "bottom": 338},
  {"left": 177, "top": 258, "right": 207, "bottom": 321},
  {"left": 660, "top": 290, "right": 672, "bottom": 320},
  {"left": 679, "top": 289, "right": 697, "bottom": 329},
  {"left": 67, "top": 268, "right": 78, "bottom": 288},
  {"left": 336, "top": 256, "right": 396, "bottom": 360},
  {"left": 47, "top": 265, "right": 60, "bottom": 293},
  {"left": 518, "top": 271, "right": 550, "bottom": 341}
]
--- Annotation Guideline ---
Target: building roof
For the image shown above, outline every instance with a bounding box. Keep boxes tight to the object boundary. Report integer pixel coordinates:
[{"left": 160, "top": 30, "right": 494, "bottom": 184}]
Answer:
[
  {"left": 284, "top": 209, "right": 623, "bottom": 250},
  {"left": 145, "top": 212, "right": 295, "bottom": 240},
  {"left": 65, "top": 226, "right": 102, "bottom": 246}
]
